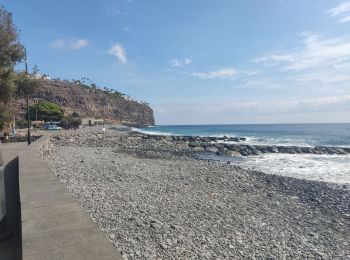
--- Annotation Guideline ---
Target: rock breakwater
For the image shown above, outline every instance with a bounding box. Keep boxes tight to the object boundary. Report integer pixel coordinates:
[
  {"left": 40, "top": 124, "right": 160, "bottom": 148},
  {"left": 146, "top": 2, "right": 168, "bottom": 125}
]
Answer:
[{"left": 138, "top": 134, "right": 350, "bottom": 156}]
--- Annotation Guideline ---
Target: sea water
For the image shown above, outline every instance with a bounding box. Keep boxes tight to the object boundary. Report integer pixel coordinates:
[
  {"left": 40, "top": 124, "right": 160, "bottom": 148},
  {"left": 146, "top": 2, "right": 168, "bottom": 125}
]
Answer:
[{"left": 137, "top": 124, "right": 350, "bottom": 184}]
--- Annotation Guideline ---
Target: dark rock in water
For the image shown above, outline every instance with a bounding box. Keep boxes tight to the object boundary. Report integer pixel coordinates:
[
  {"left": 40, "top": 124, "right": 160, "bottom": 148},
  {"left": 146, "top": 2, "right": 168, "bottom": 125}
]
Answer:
[
  {"left": 251, "top": 149, "right": 263, "bottom": 155},
  {"left": 268, "top": 146, "right": 279, "bottom": 153},
  {"left": 228, "top": 144, "right": 240, "bottom": 151},
  {"left": 239, "top": 137, "right": 246, "bottom": 141},
  {"left": 343, "top": 147, "right": 350, "bottom": 153},
  {"left": 287, "top": 149, "right": 297, "bottom": 154},
  {"left": 247, "top": 145, "right": 255, "bottom": 150},
  {"left": 240, "top": 150, "right": 250, "bottom": 156},
  {"left": 300, "top": 147, "right": 313, "bottom": 153},
  {"left": 140, "top": 133, "right": 350, "bottom": 157},
  {"left": 336, "top": 148, "right": 347, "bottom": 155},
  {"left": 214, "top": 143, "right": 225, "bottom": 149},
  {"left": 293, "top": 147, "right": 303, "bottom": 154},
  {"left": 216, "top": 151, "right": 224, "bottom": 156},
  {"left": 327, "top": 148, "right": 338, "bottom": 155}
]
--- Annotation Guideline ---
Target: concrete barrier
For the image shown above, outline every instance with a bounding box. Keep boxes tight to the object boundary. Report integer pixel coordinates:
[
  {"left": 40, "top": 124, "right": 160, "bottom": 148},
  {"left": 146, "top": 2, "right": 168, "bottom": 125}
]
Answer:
[{"left": 0, "top": 154, "right": 22, "bottom": 260}]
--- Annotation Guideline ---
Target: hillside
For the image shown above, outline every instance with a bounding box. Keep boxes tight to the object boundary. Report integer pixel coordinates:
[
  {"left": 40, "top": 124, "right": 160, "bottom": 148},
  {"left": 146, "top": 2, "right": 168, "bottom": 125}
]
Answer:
[{"left": 13, "top": 79, "right": 155, "bottom": 127}]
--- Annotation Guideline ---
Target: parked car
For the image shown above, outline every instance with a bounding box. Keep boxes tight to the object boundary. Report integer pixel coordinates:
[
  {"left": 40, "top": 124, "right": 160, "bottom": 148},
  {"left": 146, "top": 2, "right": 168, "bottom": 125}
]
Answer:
[{"left": 47, "top": 125, "right": 62, "bottom": 131}]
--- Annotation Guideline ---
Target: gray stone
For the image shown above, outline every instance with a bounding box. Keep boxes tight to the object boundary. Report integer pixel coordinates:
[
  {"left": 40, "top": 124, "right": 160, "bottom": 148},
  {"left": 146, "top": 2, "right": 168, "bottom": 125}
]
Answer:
[{"left": 225, "top": 150, "right": 241, "bottom": 157}]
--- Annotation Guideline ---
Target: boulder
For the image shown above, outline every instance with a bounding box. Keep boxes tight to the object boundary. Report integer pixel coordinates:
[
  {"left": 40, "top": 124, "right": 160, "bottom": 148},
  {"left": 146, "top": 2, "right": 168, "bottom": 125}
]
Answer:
[
  {"left": 240, "top": 150, "right": 250, "bottom": 156},
  {"left": 335, "top": 148, "right": 347, "bottom": 154},
  {"left": 205, "top": 146, "right": 219, "bottom": 153},
  {"left": 225, "top": 150, "right": 241, "bottom": 157},
  {"left": 268, "top": 146, "right": 279, "bottom": 153},
  {"left": 251, "top": 149, "right": 263, "bottom": 155},
  {"left": 192, "top": 146, "right": 205, "bottom": 152},
  {"left": 214, "top": 143, "right": 225, "bottom": 149},
  {"left": 189, "top": 141, "right": 201, "bottom": 148}
]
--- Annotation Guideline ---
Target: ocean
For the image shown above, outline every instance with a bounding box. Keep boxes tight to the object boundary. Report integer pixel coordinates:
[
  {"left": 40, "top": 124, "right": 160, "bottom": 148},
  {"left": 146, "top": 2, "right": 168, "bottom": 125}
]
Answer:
[{"left": 136, "top": 124, "right": 350, "bottom": 184}]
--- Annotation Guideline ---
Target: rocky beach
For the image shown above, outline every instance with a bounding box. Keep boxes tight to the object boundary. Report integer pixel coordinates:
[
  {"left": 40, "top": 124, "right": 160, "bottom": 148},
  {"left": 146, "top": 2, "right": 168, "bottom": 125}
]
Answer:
[{"left": 43, "top": 126, "right": 350, "bottom": 259}]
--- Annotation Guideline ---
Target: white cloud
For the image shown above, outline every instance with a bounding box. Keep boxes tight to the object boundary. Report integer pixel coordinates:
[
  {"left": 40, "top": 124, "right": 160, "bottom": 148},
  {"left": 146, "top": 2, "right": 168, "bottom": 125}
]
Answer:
[
  {"left": 50, "top": 39, "right": 65, "bottom": 49},
  {"left": 296, "top": 70, "right": 350, "bottom": 84},
  {"left": 69, "top": 39, "right": 89, "bottom": 49},
  {"left": 338, "top": 15, "right": 350, "bottom": 23},
  {"left": 169, "top": 58, "right": 192, "bottom": 67},
  {"left": 255, "top": 33, "right": 350, "bottom": 70},
  {"left": 328, "top": 1, "right": 350, "bottom": 17},
  {"left": 108, "top": 43, "right": 127, "bottom": 64},
  {"left": 242, "top": 79, "right": 283, "bottom": 89},
  {"left": 253, "top": 54, "right": 295, "bottom": 63},
  {"left": 50, "top": 38, "right": 89, "bottom": 50},
  {"left": 192, "top": 67, "right": 237, "bottom": 79}
]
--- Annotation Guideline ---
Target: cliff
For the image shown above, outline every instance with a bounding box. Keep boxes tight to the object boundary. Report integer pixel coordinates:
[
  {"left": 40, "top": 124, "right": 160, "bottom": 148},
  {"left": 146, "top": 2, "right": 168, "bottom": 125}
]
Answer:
[{"left": 13, "top": 79, "right": 155, "bottom": 126}]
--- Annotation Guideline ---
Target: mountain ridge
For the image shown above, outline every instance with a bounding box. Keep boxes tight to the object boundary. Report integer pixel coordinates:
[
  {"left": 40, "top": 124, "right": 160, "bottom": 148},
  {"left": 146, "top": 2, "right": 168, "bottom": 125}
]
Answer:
[{"left": 13, "top": 79, "right": 155, "bottom": 127}]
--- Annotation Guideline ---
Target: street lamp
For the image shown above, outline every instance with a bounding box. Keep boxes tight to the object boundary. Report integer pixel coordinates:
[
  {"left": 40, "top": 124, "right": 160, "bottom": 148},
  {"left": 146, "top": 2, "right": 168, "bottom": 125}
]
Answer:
[{"left": 22, "top": 46, "right": 31, "bottom": 145}]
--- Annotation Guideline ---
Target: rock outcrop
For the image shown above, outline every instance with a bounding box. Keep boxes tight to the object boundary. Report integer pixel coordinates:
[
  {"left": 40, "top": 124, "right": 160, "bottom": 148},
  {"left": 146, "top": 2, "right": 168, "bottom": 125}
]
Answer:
[{"left": 13, "top": 79, "right": 155, "bottom": 126}]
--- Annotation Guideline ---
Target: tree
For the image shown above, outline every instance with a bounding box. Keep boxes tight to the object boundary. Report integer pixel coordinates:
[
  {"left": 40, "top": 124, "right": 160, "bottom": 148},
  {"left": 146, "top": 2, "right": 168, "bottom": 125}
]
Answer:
[
  {"left": 15, "top": 71, "right": 40, "bottom": 98},
  {"left": 29, "top": 101, "right": 64, "bottom": 121},
  {"left": 60, "top": 112, "right": 82, "bottom": 129},
  {"left": 32, "top": 65, "right": 39, "bottom": 75},
  {"left": 0, "top": 6, "right": 24, "bottom": 130},
  {"left": 69, "top": 117, "right": 82, "bottom": 129},
  {"left": 0, "top": 104, "right": 12, "bottom": 131},
  {"left": 0, "top": 6, "right": 24, "bottom": 102},
  {"left": 60, "top": 117, "right": 69, "bottom": 129},
  {"left": 68, "top": 112, "right": 82, "bottom": 129}
]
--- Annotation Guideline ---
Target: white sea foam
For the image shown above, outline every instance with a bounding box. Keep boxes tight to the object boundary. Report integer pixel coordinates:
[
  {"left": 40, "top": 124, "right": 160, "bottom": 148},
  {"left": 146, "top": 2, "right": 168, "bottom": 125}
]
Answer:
[
  {"left": 132, "top": 127, "right": 175, "bottom": 136},
  {"left": 240, "top": 138, "right": 314, "bottom": 147},
  {"left": 229, "top": 153, "right": 350, "bottom": 184}
]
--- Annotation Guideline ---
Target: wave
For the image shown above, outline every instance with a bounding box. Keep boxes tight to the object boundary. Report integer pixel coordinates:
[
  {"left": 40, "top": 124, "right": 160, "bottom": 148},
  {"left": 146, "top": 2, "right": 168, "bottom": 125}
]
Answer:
[
  {"left": 226, "top": 153, "right": 350, "bottom": 184},
  {"left": 132, "top": 127, "right": 175, "bottom": 136}
]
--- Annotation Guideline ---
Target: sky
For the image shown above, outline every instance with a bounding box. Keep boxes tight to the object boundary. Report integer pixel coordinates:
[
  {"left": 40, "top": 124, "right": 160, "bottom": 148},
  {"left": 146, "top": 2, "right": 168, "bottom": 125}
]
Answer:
[{"left": 3, "top": 0, "right": 350, "bottom": 124}]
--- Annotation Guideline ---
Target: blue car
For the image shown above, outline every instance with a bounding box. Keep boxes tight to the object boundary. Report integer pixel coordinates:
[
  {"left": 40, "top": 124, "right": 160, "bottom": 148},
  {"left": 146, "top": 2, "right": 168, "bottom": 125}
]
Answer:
[{"left": 47, "top": 125, "right": 62, "bottom": 131}]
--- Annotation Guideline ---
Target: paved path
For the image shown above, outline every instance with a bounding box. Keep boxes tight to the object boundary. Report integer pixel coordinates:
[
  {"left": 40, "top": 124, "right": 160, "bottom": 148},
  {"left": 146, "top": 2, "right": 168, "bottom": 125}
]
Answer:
[{"left": 0, "top": 139, "right": 122, "bottom": 260}]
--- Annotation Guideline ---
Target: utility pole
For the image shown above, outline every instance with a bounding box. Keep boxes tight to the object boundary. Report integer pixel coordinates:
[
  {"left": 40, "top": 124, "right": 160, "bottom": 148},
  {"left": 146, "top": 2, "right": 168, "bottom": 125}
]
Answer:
[{"left": 23, "top": 47, "right": 31, "bottom": 145}]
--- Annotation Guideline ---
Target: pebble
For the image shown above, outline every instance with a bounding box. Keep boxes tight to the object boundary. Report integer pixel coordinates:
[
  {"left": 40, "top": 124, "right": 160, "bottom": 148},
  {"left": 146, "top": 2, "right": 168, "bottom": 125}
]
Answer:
[{"left": 42, "top": 126, "right": 350, "bottom": 259}]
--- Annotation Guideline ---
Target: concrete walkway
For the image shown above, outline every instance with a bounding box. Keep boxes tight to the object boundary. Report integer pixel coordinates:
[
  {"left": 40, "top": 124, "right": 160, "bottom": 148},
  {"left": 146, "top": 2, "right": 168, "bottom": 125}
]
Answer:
[{"left": 0, "top": 138, "right": 122, "bottom": 260}]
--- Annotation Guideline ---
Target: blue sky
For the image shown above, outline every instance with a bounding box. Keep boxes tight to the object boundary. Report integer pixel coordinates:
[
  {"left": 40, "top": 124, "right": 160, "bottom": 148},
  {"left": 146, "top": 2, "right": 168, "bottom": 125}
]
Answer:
[{"left": 4, "top": 0, "right": 350, "bottom": 124}]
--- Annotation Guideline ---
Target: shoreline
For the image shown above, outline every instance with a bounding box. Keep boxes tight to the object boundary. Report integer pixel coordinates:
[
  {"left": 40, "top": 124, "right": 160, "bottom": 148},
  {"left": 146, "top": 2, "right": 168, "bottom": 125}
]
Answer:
[{"left": 43, "top": 126, "right": 350, "bottom": 259}]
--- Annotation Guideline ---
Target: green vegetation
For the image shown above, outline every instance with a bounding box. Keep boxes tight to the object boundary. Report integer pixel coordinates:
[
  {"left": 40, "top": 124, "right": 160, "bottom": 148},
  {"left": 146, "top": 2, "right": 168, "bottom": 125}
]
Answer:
[
  {"left": 29, "top": 101, "right": 64, "bottom": 121},
  {"left": 68, "top": 114, "right": 82, "bottom": 129},
  {"left": 15, "top": 71, "right": 39, "bottom": 98},
  {"left": 0, "top": 6, "right": 24, "bottom": 130},
  {"left": 0, "top": 6, "right": 39, "bottom": 131},
  {"left": 60, "top": 112, "right": 82, "bottom": 129},
  {"left": 0, "top": 106, "right": 12, "bottom": 130}
]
